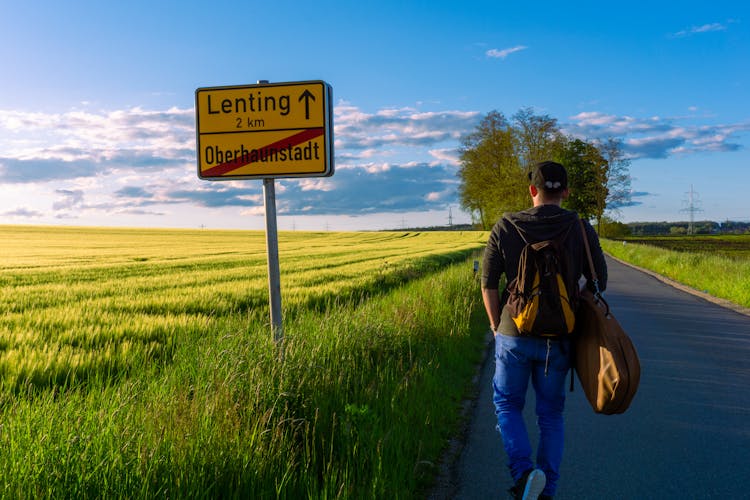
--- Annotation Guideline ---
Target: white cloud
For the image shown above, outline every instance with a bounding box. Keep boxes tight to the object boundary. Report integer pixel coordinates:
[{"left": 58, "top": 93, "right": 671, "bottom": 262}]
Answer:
[
  {"left": 239, "top": 206, "right": 266, "bottom": 217},
  {"left": 1, "top": 100, "right": 747, "bottom": 224},
  {"left": 298, "top": 178, "right": 335, "bottom": 192},
  {"left": 334, "top": 104, "right": 479, "bottom": 154},
  {"left": 428, "top": 148, "right": 460, "bottom": 165},
  {"left": 1, "top": 101, "right": 479, "bottom": 185},
  {"left": 671, "top": 22, "right": 729, "bottom": 38},
  {"left": 52, "top": 189, "right": 85, "bottom": 210},
  {"left": 0, "top": 107, "right": 194, "bottom": 184},
  {"left": 565, "top": 111, "right": 750, "bottom": 159},
  {"left": 486, "top": 46, "right": 528, "bottom": 59},
  {"left": 362, "top": 163, "right": 392, "bottom": 173},
  {"left": 0, "top": 207, "right": 44, "bottom": 218}
]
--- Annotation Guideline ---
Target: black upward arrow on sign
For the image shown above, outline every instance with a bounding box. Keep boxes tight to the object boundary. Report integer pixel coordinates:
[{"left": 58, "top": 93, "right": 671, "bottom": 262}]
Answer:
[{"left": 299, "top": 90, "right": 315, "bottom": 119}]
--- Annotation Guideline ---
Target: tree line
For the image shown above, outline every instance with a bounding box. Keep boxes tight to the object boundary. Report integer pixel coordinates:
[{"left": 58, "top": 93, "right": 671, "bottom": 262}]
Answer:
[
  {"left": 627, "top": 220, "right": 750, "bottom": 236},
  {"left": 457, "top": 108, "right": 631, "bottom": 232}
]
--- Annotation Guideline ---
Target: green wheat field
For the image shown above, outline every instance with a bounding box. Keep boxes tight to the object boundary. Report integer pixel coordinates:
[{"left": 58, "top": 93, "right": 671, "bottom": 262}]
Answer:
[{"left": 0, "top": 225, "right": 488, "bottom": 498}]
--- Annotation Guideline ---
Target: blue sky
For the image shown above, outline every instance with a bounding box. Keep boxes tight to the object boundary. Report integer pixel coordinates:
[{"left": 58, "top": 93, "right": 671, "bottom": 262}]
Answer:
[{"left": 0, "top": 0, "right": 747, "bottom": 230}]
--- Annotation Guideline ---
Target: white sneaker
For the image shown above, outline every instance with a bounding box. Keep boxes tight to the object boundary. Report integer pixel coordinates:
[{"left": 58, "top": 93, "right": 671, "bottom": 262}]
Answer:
[{"left": 522, "top": 469, "right": 546, "bottom": 500}]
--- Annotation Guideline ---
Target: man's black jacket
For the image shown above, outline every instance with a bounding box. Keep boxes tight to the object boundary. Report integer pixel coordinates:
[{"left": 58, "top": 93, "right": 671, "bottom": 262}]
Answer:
[{"left": 481, "top": 205, "right": 608, "bottom": 337}]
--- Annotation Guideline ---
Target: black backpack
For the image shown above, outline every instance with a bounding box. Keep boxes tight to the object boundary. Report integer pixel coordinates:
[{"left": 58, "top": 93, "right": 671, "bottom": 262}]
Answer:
[{"left": 505, "top": 224, "right": 577, "bottom": 336}]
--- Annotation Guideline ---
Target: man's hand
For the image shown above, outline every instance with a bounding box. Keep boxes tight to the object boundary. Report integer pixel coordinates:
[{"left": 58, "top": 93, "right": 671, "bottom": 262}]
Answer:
[{"left": 482, "top": 287, "right": 502, "bottom": 335}]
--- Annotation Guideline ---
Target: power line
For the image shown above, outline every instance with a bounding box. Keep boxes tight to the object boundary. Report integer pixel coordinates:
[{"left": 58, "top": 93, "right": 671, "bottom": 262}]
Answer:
[{"left": 680, "top": 185, "right": 703, "bottom": 235}]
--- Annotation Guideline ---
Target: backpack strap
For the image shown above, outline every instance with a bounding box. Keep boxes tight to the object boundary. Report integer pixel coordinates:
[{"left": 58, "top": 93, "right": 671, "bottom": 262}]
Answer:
[
  {"left": 579, "top": 220, "right": 610, "bottom": 318},
  {"left": 579, "top": 219, "right": 601, "bottom": 297},
  {"left": 556, "top": 222, "right": 575, "bottom": 248},
  {"left": 505, "top": 217, "right": 530, "bottom": 246},
  {"left": 508, "top": 217, "right": 575, "bottom": 247},
  {"left": 570, "top": 219, "right": 614, "bottom": 395}
]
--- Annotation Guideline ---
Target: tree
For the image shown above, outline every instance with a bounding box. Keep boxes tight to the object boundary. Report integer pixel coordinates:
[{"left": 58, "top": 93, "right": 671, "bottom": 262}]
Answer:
[
  {"left": 457, "top": 111, "right": 525, "bottom": 229},
  {"left": 512, "top": 108, "right": 562, "bottom": 168},
  {"left": 555, "top": 137, "right": 632, "bottom": 233},
  {"left": 555, "top": 137, "right": 606, "bottom": 221},
  {"left": 457, "top": 109, "right": 563, "bottom": 229},
  {"left": 597, "top": 138, "right": 632, "bottom": 219},
  {"left": 599, "top": 216, "right": 632, "bottom": 238},
  {"left": 457, "top": 110, "right": 631, "bottom": 231}
]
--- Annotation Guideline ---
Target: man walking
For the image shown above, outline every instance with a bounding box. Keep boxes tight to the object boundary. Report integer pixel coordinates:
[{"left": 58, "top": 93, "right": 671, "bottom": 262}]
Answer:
[{"left": 481, "top": 161, "right": 607, "bottom": 499}]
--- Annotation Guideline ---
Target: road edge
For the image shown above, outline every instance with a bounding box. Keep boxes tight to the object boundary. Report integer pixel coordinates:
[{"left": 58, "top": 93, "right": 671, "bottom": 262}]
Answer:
[{"left": 427, "top": 329, "right": 494, "bottom": 500}]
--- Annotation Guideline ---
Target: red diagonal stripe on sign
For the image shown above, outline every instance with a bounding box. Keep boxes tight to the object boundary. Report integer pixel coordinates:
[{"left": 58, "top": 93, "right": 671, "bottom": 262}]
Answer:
[{"left": 201, "top": 127, "right": 325, "bottom": 177}]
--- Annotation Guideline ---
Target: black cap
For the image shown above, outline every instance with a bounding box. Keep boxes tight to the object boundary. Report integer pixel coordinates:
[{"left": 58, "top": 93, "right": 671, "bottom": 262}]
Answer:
[{"left": 529, "top": 161, "right": 568, "bottom": 193}]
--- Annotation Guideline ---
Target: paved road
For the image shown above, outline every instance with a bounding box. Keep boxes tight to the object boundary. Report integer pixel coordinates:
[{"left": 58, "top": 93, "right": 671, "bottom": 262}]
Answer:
[{"left": 449, "top": 256, "right": 750, "bottom": 499}]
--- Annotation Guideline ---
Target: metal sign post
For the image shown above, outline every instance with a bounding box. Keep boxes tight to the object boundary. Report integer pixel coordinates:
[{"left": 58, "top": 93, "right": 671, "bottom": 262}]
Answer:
[
  {"left": 195, "top": 79, "right": 333, "bottom": 342},
  {"left": 263, "top": 178, "right": 283, "bottom": 342}
]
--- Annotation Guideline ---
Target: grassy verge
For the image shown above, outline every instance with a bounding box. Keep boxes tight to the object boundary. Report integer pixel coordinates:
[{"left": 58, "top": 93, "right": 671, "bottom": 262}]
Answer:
[
  {"left": 601, "top": 239, "right": 750, "bottom": 309},
  {"left": 0, "top": 257, "right": 487, "bottom": 498}
]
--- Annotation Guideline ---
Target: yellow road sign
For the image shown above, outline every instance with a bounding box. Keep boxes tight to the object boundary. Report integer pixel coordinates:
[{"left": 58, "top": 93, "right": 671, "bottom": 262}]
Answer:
[{"left": 195, "top": 80, "right": 333, "bottom": 180}]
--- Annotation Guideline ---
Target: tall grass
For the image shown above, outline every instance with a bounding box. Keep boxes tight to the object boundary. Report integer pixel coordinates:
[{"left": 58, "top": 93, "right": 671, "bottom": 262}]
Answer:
[
  {"left": 0, "top": 226, "right": 488, "bottom": 497},
  {"left": 602, "top": 238, "right": 750, "bottom": 308}
]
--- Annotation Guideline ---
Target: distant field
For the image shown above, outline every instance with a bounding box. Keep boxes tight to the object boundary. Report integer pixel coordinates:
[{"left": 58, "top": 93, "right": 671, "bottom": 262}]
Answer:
[{"left": 620, "top": 234, "right": 750, "bottom": 259}]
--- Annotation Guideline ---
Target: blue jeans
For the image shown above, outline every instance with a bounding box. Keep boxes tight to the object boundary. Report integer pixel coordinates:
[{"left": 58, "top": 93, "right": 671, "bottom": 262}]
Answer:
[{"left": 493, "top": 333, "right": 571, "bottom": 497}]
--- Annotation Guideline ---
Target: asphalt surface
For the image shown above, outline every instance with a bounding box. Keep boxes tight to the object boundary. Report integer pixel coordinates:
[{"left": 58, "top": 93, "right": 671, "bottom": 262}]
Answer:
[{"left": 448, "top": 256, "right": 750, "bottom": 499}]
